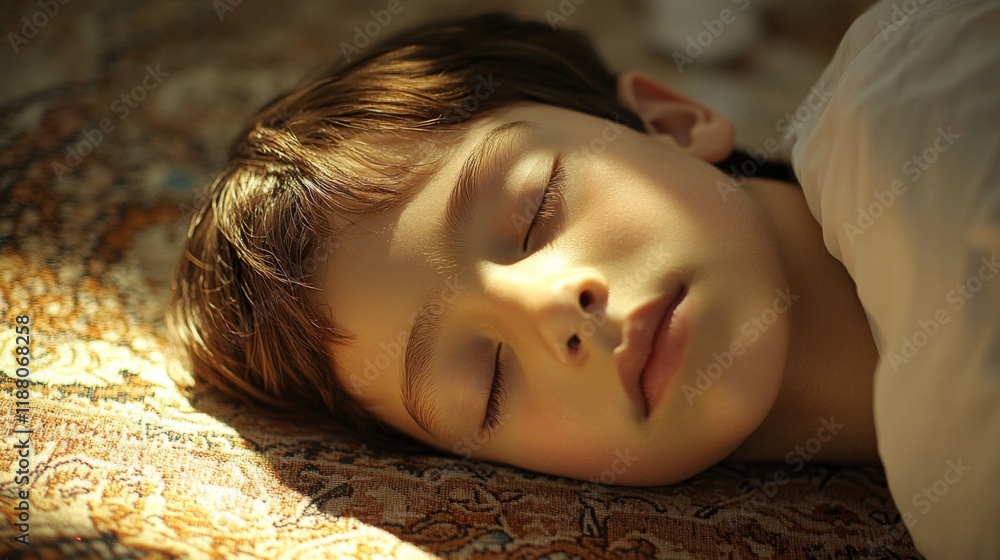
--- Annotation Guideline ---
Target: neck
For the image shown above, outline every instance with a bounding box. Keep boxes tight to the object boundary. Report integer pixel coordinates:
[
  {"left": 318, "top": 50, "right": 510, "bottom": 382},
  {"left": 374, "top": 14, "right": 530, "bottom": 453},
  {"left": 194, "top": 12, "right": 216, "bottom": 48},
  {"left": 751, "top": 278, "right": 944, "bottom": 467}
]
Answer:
[{"left": 725, "top": 177, "right": 881, "bottom": 466}]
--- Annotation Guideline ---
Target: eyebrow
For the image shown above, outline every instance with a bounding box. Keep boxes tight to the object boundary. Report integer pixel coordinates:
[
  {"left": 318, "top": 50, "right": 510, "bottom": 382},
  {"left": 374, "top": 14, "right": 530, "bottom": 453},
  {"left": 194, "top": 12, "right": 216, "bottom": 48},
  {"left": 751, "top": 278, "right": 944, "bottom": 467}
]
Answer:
[{"left": 401, "top": 120, "right": 534, "bottom": 440}]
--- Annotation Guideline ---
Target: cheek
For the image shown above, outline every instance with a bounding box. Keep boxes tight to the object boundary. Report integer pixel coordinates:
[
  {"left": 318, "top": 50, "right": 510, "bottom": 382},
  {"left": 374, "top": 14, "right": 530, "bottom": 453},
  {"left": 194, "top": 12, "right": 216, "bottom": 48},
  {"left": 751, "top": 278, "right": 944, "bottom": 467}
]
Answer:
[
  {"left": 576, "top": 152, "right": 736, "bottom": 255},
  {"left": 687, "top": 287, "right": 790, "bottom": 432},
  {"left": 496, "top": 410, "right": 709, "bottom": 486},
  {"left": 483, "top": 382, "right": 634, "bottom": 481}
]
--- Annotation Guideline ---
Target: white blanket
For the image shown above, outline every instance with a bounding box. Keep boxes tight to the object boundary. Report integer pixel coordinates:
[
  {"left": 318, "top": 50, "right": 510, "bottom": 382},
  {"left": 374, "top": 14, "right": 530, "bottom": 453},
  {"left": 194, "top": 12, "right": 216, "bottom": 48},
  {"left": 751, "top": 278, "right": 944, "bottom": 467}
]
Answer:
[{"left": 778, "top": 0, "right": 1000, "bottom": 557}]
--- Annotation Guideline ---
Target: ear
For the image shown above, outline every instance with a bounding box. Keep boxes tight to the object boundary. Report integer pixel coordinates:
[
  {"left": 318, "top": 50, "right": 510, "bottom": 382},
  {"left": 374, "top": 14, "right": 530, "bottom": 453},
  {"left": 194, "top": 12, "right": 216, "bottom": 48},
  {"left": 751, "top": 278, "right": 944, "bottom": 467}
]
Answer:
[{"left": 616, "top": 70, "right": 735, "bottom": 163}]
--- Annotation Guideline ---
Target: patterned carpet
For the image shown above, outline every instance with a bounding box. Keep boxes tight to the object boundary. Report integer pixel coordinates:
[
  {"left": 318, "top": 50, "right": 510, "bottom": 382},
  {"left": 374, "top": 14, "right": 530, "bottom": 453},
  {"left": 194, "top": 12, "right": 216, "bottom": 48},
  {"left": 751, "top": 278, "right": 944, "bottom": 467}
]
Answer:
[{"left": 0, "top": 0, "right": 923, "bottom": 558}]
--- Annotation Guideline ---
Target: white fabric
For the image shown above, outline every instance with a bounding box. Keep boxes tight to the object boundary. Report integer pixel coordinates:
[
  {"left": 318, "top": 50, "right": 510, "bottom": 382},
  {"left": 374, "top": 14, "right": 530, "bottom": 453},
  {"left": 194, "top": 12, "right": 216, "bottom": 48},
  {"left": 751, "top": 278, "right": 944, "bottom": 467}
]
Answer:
[{"left": 777, "top": 0, "right": 1000, "bottom": 557}]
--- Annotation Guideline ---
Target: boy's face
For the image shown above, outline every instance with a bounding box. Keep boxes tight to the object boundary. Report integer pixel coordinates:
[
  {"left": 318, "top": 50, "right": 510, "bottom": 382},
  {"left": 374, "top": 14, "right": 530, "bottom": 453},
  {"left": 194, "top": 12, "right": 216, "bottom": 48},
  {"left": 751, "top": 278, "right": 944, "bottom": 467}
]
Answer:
[{"left": 314, "top": 102, "right": 790, "bottom": 485}]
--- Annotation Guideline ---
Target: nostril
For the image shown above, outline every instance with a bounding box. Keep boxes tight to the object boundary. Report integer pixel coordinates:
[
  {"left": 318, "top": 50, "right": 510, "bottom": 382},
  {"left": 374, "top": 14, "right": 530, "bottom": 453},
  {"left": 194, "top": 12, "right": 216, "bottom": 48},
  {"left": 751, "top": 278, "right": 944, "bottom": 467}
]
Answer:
[
  {"left": 579, "top": 290, "right": 592, "bottom": 309},
  {"left": 567, "top": 334, "right": 581, "bottom": 351}
]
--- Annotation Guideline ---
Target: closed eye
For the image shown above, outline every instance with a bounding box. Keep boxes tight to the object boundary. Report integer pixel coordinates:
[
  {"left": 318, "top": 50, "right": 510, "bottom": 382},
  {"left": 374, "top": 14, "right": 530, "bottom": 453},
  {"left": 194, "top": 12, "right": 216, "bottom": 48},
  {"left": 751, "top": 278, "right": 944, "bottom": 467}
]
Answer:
[
  {"left": 522, "top": 155, "right": 565, "bottom": 252},
  {"left": 484, "top": 342, "right": 507, "bottom": 434}
]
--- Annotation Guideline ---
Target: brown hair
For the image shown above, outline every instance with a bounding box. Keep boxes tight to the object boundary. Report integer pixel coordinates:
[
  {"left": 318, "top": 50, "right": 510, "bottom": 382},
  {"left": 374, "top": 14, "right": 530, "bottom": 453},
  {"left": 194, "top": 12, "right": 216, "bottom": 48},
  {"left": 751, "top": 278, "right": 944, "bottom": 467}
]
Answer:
[{"left": 166, "top": 12, "right": 653, "bottom": 447}]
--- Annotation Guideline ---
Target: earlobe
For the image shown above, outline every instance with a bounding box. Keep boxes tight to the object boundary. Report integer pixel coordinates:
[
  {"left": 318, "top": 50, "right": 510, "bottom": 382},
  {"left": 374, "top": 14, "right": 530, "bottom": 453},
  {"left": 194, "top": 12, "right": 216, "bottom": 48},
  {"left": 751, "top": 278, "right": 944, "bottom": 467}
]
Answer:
[{"left": 616, "top": 70, "right": 735, "bottom": 163}]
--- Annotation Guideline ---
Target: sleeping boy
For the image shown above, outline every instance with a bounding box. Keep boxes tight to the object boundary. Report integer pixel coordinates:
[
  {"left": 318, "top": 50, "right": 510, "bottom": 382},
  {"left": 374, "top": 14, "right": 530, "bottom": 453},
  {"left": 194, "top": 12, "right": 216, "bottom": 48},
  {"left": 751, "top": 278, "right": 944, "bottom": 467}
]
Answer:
[{"left": 167, "top": 1, "right": 999, "bottom": 558}]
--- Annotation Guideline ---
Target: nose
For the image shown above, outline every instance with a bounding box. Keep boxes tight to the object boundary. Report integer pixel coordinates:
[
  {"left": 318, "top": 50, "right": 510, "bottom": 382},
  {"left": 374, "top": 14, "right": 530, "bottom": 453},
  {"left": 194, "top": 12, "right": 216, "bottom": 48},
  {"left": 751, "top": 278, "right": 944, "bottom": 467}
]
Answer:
[{"left": 488, "top": 266, "right": 609, "bottom": 365}]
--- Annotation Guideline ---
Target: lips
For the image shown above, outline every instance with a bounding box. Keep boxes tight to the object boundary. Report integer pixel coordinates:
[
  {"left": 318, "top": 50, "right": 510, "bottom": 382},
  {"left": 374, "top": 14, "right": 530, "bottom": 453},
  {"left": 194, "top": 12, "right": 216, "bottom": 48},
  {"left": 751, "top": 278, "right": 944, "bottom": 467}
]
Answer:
[{"left": 614, "top": 285, "right": 687, "bottom": 417}]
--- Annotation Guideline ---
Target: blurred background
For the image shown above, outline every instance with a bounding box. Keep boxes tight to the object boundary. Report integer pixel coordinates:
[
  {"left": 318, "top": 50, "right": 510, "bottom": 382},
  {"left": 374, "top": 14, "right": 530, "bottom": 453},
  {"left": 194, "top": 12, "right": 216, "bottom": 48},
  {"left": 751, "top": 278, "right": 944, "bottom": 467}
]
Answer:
[{"left": 1, "top": 0, "right": 878, "bottom": 156}]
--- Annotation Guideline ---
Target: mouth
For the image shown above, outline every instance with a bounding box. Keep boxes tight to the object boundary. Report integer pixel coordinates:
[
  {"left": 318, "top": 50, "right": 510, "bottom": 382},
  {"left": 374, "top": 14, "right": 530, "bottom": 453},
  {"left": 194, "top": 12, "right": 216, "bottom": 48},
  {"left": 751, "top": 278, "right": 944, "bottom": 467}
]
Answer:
[{"left": 614, "top": 285, "right": 689, "bottom": 417}]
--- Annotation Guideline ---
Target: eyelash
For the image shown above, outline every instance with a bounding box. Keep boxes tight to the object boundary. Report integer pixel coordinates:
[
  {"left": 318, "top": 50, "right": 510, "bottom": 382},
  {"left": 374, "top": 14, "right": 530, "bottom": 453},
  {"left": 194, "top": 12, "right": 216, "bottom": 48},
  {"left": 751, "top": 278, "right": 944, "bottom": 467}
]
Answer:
[
  {"left": 483, "top": 157, "right": 566, "bottom": 435},
  {"left": 521, "top": 156, "right": 566, "bottom": 252},
  {"left": 484, "top": 342, "right": 507, "bottom": 435}
]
